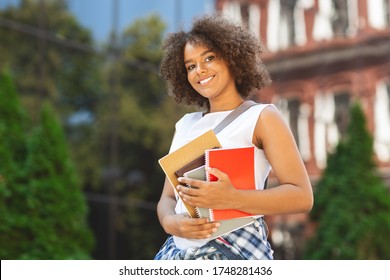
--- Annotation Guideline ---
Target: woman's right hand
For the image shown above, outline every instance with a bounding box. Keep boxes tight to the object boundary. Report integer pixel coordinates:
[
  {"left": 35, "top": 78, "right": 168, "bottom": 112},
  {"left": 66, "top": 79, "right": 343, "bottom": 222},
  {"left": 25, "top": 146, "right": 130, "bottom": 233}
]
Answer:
[
  {"left": 157, "top": 178, "right": 220, "bottom": 239},
  {"left": 162, "top": 213, "right": 220, "bottom": 239}
]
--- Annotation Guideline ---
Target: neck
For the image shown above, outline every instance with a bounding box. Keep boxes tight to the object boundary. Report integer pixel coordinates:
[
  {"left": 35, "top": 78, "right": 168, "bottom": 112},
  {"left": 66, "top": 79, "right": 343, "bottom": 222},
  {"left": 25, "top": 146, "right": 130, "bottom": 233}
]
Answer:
[{"left": 208, "top": 96, "right": 244, "bottom": 113}]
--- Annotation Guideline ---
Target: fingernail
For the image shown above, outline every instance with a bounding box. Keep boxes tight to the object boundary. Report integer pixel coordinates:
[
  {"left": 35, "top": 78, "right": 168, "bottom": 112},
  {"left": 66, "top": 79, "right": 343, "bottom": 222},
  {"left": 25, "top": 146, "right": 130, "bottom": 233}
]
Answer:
[{"left": 178, "top": 177, "right": 183, "bottom": 182}]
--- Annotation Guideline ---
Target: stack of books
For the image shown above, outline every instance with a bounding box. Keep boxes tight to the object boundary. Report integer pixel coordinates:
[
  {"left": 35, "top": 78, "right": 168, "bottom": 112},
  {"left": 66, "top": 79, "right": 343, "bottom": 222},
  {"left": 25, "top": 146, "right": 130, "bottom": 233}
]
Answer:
[{"left": 158, "top": 130, "right": 257, "bottom": 239}]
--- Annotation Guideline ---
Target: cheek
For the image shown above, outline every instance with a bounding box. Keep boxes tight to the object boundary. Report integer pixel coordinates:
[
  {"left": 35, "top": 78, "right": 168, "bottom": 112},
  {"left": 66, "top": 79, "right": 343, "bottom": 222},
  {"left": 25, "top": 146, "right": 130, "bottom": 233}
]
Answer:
[{"left": 187, "top": 72, "right": 196, "bottom": 87}]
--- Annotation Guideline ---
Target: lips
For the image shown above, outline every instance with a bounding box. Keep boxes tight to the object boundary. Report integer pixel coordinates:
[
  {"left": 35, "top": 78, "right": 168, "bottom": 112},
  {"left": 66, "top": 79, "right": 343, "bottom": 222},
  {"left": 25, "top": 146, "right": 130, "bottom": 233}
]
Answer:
[{"left": 198, "top": 75, "right": 214, "bottom": 85}]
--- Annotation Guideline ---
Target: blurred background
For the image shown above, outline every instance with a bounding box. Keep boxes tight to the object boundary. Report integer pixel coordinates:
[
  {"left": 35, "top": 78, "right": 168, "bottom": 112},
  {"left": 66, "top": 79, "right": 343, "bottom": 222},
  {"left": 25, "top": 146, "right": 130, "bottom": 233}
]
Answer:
[{"left": 1, "top": 0, "right": 390, "bottom": 260}]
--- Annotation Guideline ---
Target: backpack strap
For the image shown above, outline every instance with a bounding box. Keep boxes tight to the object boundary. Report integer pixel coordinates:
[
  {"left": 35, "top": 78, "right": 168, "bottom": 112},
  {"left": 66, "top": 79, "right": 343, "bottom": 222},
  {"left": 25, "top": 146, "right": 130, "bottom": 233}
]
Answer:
[
  {"left": 213, "top": 100, "right": 257, "bottom": 134},
  {"left": 213, "top": 100, "right": 268, "bottom": 189}
]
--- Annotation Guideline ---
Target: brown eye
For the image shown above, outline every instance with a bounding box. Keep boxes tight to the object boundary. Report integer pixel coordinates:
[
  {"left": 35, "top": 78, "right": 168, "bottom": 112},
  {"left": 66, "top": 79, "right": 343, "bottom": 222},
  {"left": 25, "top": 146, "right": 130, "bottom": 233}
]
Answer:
[
  {"left": 205, "top": 55, "right": 215, "bottom": 62},
  {"left": 187, "top": 64, "right": 195, "bottom": 71}
]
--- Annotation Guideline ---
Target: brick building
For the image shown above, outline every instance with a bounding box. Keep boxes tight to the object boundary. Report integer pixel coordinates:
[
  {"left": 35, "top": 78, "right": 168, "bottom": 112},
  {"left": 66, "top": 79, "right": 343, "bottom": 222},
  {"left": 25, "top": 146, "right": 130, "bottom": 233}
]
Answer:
[{"left": 216, "top": 0, "right": 390, "bottom": 259}]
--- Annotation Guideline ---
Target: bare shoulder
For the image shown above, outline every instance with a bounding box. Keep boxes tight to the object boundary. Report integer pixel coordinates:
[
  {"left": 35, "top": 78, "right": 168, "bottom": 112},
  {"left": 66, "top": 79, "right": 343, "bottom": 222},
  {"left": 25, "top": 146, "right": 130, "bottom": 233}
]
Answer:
[
  {"left": 253, "top": 104, "right": 294, "bottom": 148},
  {"left": 259, "top": 104, "right": 284, "bottom": 121}
]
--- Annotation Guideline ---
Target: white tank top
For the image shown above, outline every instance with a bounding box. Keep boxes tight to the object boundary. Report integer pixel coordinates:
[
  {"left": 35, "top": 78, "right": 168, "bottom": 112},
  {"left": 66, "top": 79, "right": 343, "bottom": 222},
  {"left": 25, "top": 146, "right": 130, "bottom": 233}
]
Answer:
[{"left": 168, "top": 103, "right": 273, "bottom": 250}]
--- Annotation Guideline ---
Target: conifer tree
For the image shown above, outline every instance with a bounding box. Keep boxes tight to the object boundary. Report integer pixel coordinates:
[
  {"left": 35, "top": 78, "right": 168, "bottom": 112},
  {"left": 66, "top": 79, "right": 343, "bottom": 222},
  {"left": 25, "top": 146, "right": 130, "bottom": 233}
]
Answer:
[
  {"left": 304, "top": 102, "right": 390, "bottom": 259},
  {"left": 0, "top": 70, "right": 93, "bottom": 259},
  {"left": 0, "top": 70, "right": 29, "bottom": 258},
  {"left": 0, "top": 69, "right": 27, "bottom": 172},
  {"left": 22, "top": 103, "right": 94, "bottom": 259}
]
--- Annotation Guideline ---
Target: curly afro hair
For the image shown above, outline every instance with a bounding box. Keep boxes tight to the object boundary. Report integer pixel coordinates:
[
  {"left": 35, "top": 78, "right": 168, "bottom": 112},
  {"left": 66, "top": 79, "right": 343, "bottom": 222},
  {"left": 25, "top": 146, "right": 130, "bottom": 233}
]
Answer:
[{"left": 159, "top": 13, "right": 272, "bottom": 108}]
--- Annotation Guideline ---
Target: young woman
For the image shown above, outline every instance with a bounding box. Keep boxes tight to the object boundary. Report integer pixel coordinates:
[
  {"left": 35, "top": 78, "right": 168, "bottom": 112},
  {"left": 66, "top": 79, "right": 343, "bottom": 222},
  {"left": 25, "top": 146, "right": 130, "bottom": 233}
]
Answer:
[{"left": 155, "top": 14, "right": 313, "bottom": 260}]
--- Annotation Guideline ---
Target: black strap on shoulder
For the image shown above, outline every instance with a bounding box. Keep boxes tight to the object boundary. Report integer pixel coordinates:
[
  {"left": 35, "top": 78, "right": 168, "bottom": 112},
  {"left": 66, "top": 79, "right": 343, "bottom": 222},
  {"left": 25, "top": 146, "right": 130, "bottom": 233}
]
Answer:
[{"left": 213, "top": 100, "right": 257, "bottom": 134}]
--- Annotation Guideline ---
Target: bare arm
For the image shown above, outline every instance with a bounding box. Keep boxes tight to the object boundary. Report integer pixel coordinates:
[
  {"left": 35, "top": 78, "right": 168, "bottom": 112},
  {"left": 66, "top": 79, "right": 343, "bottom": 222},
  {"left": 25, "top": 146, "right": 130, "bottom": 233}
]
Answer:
[
  {"left": 176, "top": 105, "right": 313, "bottom": 216},
  {"left": 239, "top": 105, "right": 313, "bottom": 214}
]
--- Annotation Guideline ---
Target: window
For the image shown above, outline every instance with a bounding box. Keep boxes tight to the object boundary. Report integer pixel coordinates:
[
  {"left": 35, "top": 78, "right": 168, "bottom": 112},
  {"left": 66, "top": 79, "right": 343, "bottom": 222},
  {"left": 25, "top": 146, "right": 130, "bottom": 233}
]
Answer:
[
  {"left": 314, "top": 91, "right": 350, "bottom": 168},
  {"left": 275, "top": 96, "right": 311, "bottom": 161},
  {"left": 222, "top": 2, "right": 260, "bottom": 38},
  {"left": 287, "top": 98, "right": 300, "bottom": 146},
  {"left": 313, "top": 0, "right": 334, "bottom": 41},
  {"left": 334, "top": 92, "right": 350, "bottom": 138},
  {"left": 331, "top": 0, "right": 349, "bottom": 37},
  {"left": 240, "top": 3, "right": 250, "bottom": 25},
  {"left": 268, "top": 0, "right": 310, "bottom": 51},
  {"left": 280, "top": 0, "right": 298, "bottom": 47},
  {"left": 248, "top": 4, "right": 261, "bottom": 39},
  {"left": 313, "top": 0, "right": 358, "bottom": 40},
  {"left": 384, "top": 0, "right": 390, "bottom": 26},
  {"left": 374, "top": 80, "right": 390, "bottom": 162},
  {"left": 222, "top": 1, "right": 242, "bottom": 22},
  {"left": 367, "top": 0, "right": 390, "bottom": 29}
]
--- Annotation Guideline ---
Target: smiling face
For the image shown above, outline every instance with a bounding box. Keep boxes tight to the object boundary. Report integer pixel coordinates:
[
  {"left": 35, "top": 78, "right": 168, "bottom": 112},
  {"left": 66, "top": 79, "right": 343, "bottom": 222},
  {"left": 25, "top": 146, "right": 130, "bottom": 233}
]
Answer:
[{"left": 183, "top": 42, "right": 238, "bottom": 102}]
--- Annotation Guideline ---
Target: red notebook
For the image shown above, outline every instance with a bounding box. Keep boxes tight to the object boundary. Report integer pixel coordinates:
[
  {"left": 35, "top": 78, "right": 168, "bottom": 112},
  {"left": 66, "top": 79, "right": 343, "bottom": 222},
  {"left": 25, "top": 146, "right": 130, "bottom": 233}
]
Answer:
[{"left": 205, "top": 146, "right": 256, "bottom": 221}]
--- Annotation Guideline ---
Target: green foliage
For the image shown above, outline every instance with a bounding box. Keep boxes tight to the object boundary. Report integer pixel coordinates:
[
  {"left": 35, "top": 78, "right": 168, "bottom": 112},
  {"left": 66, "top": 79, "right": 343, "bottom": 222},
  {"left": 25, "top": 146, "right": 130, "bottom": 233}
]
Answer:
[
  {"left": 0, "top": 69, "right": 28, "bottom": 165},
  {"left": 122, "top": 14, "right": 165, "bottom": 64},
  {"left": 22, "top": 104, "right": 94, "bottom": 259},
  {"left": 0, "top": 0, "right": 103, "bottom": 189},
  {"left": 304, "top": 102, "right": 390, "bottom": 259},
  {"left": 0, "top": 71, "right": 93, "bottom": 259},
  {"left": 119, "top": 14, "right": 166, "bottom": 106},
  {"left": 1, "top": 2, "right": 195, "bottom": 259},
  {"left": 0, "top": 70, "right": 29, "bottom": 258},
  {"left": 0, "top": 0, "right": 101, "bottom": 116}
]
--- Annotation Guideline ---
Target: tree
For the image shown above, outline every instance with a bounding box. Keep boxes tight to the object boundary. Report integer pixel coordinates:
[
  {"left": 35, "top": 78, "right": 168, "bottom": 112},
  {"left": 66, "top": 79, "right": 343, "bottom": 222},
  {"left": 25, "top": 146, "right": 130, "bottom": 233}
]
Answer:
[
  {"left": 1, "top": 2, "right": 194, "bottom": 258},
  {"left": 0, "top": 70, "right": 93, "bottom": 259},
  {"left": 0, "top": 0, "right": 103, "bottom": 188},
  {"left": 23, "top": 103, "right": 93, "bottom": 259},
  {"left": 304, "top": 102, "right": 390, "bottom": 259},
  {"left": 0, "top": 70, "right": 29, "bottom": 258},
  {"left": 0, "top": 69, "right": 27, "bottom": 174},
  {"left": 0, "top": 0, "right": 102, "bottom": 117}
]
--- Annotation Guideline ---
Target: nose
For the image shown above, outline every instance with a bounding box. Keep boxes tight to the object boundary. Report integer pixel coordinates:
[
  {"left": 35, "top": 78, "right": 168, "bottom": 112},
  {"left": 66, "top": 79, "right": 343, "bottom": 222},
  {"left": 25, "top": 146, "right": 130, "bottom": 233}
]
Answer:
[{"left": 195, "top": 62, "right": 206, "bottom": 75}]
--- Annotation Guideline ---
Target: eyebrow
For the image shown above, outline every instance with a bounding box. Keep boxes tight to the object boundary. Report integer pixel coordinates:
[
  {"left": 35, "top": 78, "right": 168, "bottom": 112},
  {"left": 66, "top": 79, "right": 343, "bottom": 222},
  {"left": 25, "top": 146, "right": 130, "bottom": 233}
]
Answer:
[{"left": 184, "top": 49, "right": 213, "bottom": 65}]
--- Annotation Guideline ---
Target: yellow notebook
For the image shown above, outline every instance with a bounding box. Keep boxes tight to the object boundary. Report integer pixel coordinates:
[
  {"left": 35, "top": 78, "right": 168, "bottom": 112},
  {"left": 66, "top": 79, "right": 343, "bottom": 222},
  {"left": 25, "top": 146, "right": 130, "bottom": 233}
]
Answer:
[{"left": 158, "top": 130, "right": 222, "bottom": 218}]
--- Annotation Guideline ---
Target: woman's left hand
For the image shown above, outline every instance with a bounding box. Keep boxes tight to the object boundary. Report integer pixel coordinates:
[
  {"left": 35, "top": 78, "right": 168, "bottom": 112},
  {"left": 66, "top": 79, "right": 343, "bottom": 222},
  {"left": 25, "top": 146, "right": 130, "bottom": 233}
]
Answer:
[{"left": 176, "top": 166, "right": 237, "bottom": 209}]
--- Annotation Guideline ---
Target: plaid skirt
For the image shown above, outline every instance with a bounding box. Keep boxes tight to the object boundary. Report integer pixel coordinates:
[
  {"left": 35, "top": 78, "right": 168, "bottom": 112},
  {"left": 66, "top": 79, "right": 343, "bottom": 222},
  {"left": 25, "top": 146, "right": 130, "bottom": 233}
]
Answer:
[{"left": 154, "top": 217, "right": 273, "bottom": 260}]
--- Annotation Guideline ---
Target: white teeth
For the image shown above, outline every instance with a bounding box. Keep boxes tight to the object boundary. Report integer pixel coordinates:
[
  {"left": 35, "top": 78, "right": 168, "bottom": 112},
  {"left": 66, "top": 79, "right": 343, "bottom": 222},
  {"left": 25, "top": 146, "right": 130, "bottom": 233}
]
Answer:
[{"left": 199, "top": 76, "right": 213, "bottom": 85}]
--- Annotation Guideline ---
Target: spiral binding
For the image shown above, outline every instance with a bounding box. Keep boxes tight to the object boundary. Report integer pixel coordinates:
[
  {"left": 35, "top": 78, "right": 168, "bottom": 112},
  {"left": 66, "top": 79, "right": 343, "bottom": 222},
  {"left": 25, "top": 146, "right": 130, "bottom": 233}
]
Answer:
[
  {"left": 205, "top": 149, "right": 215, "bottom": 220},
  {"left": 208, "top": 208, "right": 215, "bottom": 221},
  {"left": 204, "top": 149, "right": 210, "bottom": 179}
]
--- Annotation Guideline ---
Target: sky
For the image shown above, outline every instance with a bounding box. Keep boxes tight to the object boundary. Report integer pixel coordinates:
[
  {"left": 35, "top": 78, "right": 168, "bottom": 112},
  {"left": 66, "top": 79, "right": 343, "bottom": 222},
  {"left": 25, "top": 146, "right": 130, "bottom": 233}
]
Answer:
[{"left": 0, "top": 0, "right": 215, "bottom": 42}]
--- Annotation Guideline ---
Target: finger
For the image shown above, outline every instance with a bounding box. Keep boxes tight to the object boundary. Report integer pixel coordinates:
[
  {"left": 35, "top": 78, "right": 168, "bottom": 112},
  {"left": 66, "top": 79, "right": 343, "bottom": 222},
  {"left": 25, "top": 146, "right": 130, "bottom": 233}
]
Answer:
[
  {"left": 191, "top": 228, "right": 219, "bottom": 239},
  {"left": 186, "top": 222, "right": 221, "bottom": 239},
  {"left": 187, "top": 217, "right": 210, "bottom": 225},
  {"left": 177, "top": 177, "right": 202, "bottom": 188},
  {"left": 177, "top": 184, "right": 199, "bottom": 197},
  {"left": 182, "top": 217, "right": 220, "bottom": 229},
  {"left": 179, "top": 191, "right": 200, "bottom": 205},
  {"left": 205, "top": 166, "right": 228, "bottom": 181}
]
